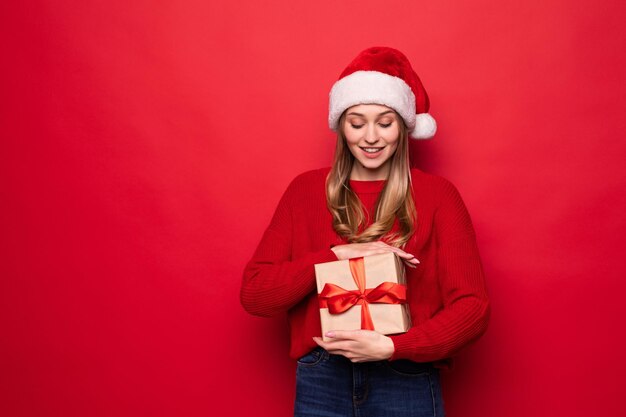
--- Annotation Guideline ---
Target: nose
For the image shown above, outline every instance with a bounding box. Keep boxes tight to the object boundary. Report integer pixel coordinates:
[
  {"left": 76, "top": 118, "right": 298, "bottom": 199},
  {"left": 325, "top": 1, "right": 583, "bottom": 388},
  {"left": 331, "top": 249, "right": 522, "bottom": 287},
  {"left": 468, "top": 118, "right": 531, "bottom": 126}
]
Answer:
[{"left": 364, "top": 125, "right": 380, "bottom": 144}]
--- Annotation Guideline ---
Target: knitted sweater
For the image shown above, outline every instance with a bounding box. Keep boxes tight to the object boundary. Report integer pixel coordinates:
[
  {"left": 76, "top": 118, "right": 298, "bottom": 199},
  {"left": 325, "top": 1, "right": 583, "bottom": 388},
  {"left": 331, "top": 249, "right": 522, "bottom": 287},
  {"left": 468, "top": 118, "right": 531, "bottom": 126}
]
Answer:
[{"left": 240, "top": 166, "right": 490, "bottom": 368}]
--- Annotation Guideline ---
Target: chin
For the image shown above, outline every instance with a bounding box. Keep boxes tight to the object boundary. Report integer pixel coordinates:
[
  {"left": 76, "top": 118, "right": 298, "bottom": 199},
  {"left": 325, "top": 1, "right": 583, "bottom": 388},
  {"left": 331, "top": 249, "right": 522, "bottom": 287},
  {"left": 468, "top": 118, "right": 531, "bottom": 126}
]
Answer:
[{"left": 358, "top": 160, "right": 386, "bottom": 170}]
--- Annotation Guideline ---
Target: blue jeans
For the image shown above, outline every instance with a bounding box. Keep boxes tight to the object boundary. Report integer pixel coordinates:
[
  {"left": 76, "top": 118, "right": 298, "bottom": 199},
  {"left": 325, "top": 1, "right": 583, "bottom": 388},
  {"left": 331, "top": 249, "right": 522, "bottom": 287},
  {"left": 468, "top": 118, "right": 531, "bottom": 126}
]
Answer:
[{"left": 294, "top": 347, "right": 445, "bottom": 417}]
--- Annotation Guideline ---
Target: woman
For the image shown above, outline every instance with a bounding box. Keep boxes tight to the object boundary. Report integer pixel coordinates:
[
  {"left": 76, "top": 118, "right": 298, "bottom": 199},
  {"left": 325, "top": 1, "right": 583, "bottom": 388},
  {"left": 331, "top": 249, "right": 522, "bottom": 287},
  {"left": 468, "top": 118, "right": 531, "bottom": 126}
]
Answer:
[{"left": 241, "top": 46, "right": 490, "bottom": 417}]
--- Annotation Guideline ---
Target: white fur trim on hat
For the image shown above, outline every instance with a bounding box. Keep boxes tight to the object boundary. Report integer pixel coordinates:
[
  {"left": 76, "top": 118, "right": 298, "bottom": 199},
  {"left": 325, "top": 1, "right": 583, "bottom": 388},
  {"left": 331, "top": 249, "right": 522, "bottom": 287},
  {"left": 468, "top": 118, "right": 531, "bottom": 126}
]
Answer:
[
  {"left": 410, "top": 113, "right": 437, "bottom": 139},
  {"left": 328, "top": 70, "right": 416, "bottom": 131}
]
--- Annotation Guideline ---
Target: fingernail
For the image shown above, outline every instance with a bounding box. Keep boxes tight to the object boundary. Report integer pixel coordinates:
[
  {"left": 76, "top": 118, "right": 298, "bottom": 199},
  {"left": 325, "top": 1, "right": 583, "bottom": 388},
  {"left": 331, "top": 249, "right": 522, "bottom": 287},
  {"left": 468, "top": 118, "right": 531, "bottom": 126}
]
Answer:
[{"left": 326, "top": 331, "right": 335, "bottom": 337}]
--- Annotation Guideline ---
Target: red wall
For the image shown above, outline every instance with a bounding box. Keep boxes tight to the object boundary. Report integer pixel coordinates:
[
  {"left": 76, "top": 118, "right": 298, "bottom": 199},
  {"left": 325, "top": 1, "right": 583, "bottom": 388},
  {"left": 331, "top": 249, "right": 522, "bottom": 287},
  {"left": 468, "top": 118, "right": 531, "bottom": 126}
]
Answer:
[{"left": 2, "top": 1, "right": 625, "bottom": 416}]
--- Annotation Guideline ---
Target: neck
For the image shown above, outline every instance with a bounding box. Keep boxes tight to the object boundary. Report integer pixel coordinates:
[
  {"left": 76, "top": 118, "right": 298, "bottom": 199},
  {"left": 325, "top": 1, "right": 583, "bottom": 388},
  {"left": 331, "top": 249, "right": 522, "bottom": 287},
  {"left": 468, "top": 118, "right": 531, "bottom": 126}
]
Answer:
[{"left": 350, "top": 162, "right": 390, "bottom": 181}]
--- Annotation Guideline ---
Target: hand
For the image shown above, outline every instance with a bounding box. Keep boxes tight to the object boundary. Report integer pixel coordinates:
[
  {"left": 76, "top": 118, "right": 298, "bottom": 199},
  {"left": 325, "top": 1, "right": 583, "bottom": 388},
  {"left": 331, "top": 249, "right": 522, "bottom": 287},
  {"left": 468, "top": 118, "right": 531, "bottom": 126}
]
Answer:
[
  {"left": 312, "top": 330, "right": 395, "bottom": 362},
  {"left": 330, "top": 241, "right": 419, "bottom": 269}
]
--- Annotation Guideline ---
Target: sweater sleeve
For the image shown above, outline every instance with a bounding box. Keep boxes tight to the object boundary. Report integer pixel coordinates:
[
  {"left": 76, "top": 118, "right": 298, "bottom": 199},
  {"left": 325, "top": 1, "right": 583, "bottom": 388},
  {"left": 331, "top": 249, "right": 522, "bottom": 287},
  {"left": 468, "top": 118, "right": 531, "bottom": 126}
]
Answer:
[
  {"left": 240, "top": 175, "right": 338, "bottom": 317},
  {"left": 387, "top": 180, "right": 491, "bottom": 362}
]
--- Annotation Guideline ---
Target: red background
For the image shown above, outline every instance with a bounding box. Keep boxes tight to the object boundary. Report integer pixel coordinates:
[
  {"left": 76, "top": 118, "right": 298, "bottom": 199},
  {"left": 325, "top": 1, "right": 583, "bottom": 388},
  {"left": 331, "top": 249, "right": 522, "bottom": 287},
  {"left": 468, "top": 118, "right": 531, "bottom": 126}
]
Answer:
[{"left": 2, "top": 1, "right": 625, "bottom": 416}]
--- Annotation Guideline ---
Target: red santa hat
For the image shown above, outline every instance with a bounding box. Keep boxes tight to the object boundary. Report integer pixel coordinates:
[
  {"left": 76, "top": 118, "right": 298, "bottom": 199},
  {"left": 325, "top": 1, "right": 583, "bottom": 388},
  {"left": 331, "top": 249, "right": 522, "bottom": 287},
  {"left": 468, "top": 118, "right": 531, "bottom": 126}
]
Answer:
[{"left": 328, "top": 46, "right": 436, "bottom": 139}]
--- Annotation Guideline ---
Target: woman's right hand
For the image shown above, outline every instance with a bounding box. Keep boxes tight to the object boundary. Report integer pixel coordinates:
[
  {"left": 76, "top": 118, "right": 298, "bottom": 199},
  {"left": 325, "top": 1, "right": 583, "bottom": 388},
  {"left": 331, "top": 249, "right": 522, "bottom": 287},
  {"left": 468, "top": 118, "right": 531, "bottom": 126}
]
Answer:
[{"left": 330, "top": 241, "right": 419, "bottom": 268}]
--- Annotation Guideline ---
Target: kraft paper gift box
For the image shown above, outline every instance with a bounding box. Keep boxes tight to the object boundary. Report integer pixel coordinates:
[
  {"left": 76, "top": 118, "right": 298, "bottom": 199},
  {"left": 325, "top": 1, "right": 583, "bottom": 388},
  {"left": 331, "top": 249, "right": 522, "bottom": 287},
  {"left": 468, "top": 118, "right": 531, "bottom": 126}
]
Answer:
[{"left": 314, "top": 252, "right": 411, "bottom": 342}]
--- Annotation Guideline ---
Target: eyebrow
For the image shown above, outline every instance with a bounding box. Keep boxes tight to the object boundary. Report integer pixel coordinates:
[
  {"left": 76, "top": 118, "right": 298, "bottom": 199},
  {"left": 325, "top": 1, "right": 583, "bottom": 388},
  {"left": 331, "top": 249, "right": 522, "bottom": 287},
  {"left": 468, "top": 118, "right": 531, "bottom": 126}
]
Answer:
[{"left": 346, "top": 110, "right": 395, "bottom": 117}]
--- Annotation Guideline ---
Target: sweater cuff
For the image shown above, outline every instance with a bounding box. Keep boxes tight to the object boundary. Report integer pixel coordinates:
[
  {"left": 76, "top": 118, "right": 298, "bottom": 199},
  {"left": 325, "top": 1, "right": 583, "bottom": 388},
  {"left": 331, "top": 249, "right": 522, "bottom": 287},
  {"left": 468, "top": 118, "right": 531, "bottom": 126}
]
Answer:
[
  {"left": 387, "top": 333, "right": 414, "bottom": 361},
  {"left": 320, "top": 247, "right": 339, "bottom": 262},
  {"left": 299, "top": 247, "right": 339, "bottom": 266}
]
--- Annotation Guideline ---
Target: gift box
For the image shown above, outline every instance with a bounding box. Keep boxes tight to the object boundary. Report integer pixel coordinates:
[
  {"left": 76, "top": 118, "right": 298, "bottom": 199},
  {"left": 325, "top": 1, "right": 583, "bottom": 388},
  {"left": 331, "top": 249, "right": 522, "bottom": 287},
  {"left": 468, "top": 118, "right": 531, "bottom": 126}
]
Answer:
[{"left": 314, "top": 252, "right": 411, "bottom": 341}]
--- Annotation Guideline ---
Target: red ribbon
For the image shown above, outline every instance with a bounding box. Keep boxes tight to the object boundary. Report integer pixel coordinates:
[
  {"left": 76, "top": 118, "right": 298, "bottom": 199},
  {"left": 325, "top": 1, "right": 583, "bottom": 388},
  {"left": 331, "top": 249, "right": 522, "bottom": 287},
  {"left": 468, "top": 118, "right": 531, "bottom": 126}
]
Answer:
[{"left": 318, "top": 257, "right": 407, "bottom": 331}]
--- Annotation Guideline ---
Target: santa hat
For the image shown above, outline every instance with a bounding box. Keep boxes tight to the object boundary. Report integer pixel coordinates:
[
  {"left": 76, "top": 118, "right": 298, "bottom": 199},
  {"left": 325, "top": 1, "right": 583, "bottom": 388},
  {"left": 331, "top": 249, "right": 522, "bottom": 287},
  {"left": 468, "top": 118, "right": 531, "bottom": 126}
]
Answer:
[{"left": 328, "top": 46, "right": 436, "bottom": 139}]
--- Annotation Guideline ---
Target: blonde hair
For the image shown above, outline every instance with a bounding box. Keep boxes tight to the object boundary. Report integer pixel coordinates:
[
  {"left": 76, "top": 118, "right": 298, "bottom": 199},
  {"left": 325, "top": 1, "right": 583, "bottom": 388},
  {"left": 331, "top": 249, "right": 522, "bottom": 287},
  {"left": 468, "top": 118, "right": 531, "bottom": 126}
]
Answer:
[{"left": 325, "top": 110, "right": 417, "bottom": 248}]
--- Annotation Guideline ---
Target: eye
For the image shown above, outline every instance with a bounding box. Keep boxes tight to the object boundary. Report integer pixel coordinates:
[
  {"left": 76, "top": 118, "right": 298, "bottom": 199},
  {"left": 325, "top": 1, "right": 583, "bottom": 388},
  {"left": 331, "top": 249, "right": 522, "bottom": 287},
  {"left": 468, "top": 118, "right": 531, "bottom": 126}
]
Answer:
[
  {"left": 350, "top": 124, "right": 364, "bottom": 129},
  {"left": 379, "top": 122, "right": 392, "bottom": 128}
]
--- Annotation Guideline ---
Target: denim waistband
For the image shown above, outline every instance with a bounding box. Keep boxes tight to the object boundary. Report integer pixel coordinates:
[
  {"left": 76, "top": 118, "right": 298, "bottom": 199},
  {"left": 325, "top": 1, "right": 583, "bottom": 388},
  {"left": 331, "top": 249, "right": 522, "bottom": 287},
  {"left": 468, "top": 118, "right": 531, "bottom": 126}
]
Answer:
[{"left": 309, "top": 346, "right": 435, "bottom": 370}]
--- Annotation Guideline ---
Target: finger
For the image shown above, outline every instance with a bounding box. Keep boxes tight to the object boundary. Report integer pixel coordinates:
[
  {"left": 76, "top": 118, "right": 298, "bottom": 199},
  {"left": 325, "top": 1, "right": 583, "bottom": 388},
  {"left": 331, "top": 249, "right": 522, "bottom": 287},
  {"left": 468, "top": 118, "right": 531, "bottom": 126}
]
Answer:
[
  {"left": 359, "top": 246, "right": 419, "bottom": 263},
  {"left": 398, "top": 252, "right": 420, "bottom": 263},
  {"left": 314, "top": 336, "right": 346, "bottom": 350},
  {"left": 316, "top": 335, "right": 357, "bottom": 353},
  {"left": 406, "top": 255, "right": 420, "bottom": 263},
  {"left": 365, "top": 248, "right": 389, "bottom": 257},
  {"left": 320, "top": 339, "right": 355, "bottom": 352},
  {"left": 378, "top": 245, "right": 414, "bottom": 259},
  {"left": 394, "top": 250, "right": 417, "bottom": 260},
  {"left": 325, "top": 329, "right": 362, "bottom": 340},
  {"left": 312, "top": 337, "right": 328, "bottom": 349},
  {"left": 403, "top": 257, "right": 419, "bottom": 266}
]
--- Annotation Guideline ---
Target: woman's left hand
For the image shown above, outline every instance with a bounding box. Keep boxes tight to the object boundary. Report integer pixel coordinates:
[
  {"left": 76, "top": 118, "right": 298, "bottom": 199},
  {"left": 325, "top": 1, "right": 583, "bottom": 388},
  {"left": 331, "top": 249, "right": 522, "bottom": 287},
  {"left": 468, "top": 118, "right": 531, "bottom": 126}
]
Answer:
[{"left": 312, "top": 330, "right": 394, "bottom": 362}]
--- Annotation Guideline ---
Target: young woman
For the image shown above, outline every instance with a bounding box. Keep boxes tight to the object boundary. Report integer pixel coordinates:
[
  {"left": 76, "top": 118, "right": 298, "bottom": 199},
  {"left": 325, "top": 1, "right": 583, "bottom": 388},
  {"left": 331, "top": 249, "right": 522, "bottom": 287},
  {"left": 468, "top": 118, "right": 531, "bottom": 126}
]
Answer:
[{"left": 241, "top": 46, "right": 490, "bottom": 417}]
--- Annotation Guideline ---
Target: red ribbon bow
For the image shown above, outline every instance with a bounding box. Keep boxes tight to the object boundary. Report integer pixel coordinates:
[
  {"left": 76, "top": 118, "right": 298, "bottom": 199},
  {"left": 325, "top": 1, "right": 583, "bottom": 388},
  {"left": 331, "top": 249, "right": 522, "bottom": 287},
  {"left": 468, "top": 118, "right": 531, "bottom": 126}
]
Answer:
[{"left": 318, "top": 257, "right": 407, "bottom": 330}]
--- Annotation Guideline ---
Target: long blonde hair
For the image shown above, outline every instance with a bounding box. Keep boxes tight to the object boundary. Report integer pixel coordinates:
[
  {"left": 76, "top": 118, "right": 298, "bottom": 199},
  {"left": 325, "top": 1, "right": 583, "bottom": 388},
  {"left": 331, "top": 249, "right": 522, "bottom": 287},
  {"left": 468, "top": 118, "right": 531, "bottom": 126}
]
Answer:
[{"left": 325, "top": 110, "right": 417, "bottom": 248}]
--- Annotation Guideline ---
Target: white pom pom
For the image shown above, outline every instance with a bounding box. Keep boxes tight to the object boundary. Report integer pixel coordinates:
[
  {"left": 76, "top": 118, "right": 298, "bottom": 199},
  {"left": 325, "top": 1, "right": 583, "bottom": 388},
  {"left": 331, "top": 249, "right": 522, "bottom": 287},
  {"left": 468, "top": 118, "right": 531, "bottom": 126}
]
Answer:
[{"left": 410, "top": 113, "right": 437, "bottom": 139}]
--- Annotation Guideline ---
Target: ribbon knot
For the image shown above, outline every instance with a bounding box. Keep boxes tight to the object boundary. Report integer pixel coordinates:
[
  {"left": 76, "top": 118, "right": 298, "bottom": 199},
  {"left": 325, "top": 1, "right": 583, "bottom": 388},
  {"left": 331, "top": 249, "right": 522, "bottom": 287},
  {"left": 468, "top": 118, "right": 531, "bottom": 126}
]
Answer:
[{"left": 318, "top": 257, "right": 407, "bottom": 331}]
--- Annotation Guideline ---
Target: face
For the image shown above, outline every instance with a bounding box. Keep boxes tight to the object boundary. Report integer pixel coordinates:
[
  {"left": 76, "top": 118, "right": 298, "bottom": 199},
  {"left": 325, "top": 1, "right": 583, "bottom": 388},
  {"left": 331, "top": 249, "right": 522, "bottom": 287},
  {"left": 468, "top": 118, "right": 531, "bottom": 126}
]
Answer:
[{"left": 342, "top": 103, "right": 401, "bottom": 180}]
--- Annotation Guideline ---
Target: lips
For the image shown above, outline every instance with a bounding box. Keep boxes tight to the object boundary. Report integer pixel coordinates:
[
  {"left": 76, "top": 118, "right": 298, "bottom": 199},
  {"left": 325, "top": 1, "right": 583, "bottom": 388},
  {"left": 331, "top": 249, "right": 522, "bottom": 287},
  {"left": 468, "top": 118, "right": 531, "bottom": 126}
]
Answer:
[
  {"left": 361, "top": 147, "right": 384, "bottom": 153},
  {"left": 360, "top": 146, "right": 385, "bottom": 158}
]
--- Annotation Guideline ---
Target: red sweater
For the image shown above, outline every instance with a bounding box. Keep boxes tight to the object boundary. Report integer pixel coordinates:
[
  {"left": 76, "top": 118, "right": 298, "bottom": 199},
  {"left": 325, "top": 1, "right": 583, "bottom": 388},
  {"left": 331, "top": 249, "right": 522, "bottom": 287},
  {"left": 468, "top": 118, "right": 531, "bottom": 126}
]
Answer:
[{"left": 240, "top": 166, "right": 490, "bottom": 368}]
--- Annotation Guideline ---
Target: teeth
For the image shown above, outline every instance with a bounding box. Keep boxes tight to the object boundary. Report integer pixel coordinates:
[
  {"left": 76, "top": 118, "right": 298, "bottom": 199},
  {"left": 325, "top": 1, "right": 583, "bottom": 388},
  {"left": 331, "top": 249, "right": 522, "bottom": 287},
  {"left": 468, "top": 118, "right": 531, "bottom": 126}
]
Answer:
[{"left": 363, "top": 147, "right": 383, "bottom": 153}]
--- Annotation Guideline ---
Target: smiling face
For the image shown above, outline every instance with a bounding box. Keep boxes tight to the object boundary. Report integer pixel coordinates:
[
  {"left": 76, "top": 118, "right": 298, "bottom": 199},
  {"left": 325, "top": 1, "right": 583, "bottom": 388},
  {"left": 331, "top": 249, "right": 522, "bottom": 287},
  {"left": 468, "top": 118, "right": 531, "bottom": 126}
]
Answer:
[{"left": 341, "top": 103, "right": 402, "bottom": 180}]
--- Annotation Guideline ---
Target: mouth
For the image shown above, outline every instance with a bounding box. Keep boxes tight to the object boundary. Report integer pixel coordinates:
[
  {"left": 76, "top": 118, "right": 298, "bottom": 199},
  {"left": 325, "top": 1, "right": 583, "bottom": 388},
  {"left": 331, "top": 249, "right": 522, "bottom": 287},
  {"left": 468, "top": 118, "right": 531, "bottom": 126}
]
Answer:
[
  {"left": 360, "top": 146, "right": 385, "bottom": 158},
  {"left": 360, "top": 146, "right": 385, "bottom": 153}
]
